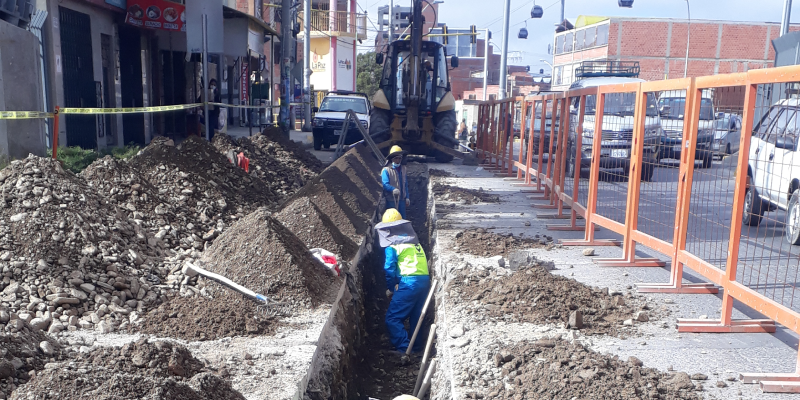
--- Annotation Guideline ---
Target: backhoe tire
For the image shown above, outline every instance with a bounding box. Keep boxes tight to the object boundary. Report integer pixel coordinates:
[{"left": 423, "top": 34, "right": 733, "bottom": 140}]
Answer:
[
  {"left": 369, "top": 108, "right": 392, "bottom": 144},
  {"left": 433, "top": 110, "right": 458, "bottom": 163}
]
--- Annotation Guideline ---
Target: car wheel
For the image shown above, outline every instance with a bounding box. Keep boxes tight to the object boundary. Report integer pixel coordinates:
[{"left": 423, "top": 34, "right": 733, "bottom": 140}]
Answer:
[
  {"left": 640, "top": 162, "right": 655, "bottom": 182},
  {"left": 743, "top": 178, "right": 764, "bottom": 227},
  {"left": 726, "top": 143, "right": 731, "bottom": 156},
  {"left": 787, "top": 189, "right": 800, "bottom": 245},
  {"left": 700, "top": 151, "right": 713, "bottom": 169},
  {"left": 313, "top": 133, "right": 322, "bottom": 151},
  {"left": 323, "top": 143, "right": 331, "bottom": 149}
]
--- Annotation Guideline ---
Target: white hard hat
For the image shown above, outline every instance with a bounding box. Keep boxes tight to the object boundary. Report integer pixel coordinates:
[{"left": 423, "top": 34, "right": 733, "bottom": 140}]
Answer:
[{"left": 392, "top": 396, "right": 420, "bottom": 400}]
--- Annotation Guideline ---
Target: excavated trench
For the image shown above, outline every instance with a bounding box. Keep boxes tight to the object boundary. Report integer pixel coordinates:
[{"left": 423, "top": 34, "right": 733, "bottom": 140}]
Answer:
[{"left": 302, "top": 161, "right": 434, "bottom": 400}]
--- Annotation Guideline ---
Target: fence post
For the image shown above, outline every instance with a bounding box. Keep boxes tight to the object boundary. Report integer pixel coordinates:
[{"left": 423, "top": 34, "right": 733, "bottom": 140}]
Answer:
[
  {"left": 507, "top": 100, "right": 516, "bottom": 177},
  {"left": 516, "top": 99, "right": 527, "bottom": 180},
  {"left": 51, "top": 106, "right": 60, "bottom": 160}
]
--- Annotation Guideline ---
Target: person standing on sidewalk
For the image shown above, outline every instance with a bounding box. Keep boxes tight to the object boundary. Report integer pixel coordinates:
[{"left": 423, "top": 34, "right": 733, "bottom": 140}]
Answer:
[
  {"left": 197, "top": 79, "right": 221, "bottom": 141},
  {"left": 381, "top": 145, "right": 410, "bottom": 218}
]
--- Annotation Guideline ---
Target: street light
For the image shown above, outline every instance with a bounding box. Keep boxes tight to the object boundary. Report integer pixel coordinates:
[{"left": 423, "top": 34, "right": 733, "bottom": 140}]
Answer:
[{"left": 540, "top": 59, "right": 553, "bottom": 71}]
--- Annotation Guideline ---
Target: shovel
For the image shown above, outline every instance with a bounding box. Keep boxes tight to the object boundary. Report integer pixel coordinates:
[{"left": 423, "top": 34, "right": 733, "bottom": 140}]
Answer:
[{"left": 182, "top": 261, "right": 290, "bottom": 317}]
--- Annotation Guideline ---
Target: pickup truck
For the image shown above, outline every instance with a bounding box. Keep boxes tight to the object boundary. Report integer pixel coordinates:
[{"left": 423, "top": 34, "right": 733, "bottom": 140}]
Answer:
[
  {"left": 312, "top": 91, "right": 370, "bottom": 150},
  {"left": 656, "top": 90, "right": 716, "bottom": 168}
]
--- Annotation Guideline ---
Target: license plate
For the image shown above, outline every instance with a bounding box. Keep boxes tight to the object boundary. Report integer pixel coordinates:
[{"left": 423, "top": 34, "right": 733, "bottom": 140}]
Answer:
[
  {"left": 334, "top": 130, "right": 342, "bottom": 136},
  {"left": 672, "top": 145, "right": 682, "bottom": 152},
  {"left": 600, "top": 149, "right": 610, "bottom": 156},
  {"left": 611, "top": 149, "right": 629, "bottom": 158}
]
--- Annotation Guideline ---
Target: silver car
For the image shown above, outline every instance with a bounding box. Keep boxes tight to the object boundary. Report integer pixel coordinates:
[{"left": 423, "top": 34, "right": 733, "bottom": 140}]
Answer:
[{"left": 712, "top": 113, "right": 742, "bottom": 158}]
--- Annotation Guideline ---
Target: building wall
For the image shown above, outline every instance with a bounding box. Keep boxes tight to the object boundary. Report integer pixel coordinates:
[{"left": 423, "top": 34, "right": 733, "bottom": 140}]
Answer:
[
  {"left": 0, "top": 20, "right": 47, "bottom": 158},
  {"left": 552, "top": 18, "right": 784, "bottom": 91}
]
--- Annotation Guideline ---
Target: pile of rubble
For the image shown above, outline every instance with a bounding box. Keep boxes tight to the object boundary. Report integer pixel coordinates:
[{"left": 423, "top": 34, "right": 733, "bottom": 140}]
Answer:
[
  {"left": 0, "top": 156, "right": 166, "bottom": 336},
  {"left": 258, "top": 127, "right": 324, "bottom": 174},
  {"left": 454, "top": 228, "right": 554, "bottom": 257},
  {"left": 433, "top": 183, "right": 500, "bottom": 205},
  {"left": 450, "top": 266, "right": 658, "bottom": 336},
  {"left": 212, "top": 133, "right": 316, "bottom": 198},
  {"left": 467, "top": 339, "right": 701, "bottom": 399},
  {"left": 0, "top": 313, "right": 62, "bottom": 399},
  {"left": 11, "top": 338, "right": 245, "bottom": 400},
  {"left": 275, "top": 198, "right": 358, "bottom": 262}
]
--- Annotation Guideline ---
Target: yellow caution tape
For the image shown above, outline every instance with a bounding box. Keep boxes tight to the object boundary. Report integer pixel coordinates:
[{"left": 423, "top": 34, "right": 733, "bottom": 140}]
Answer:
[
  {"left": 0, "top": 111, "right": 55, "bottom": 119},
  {"left": 61, "top": 103, "right": 204, "bottom": 114},
  {"left": 208, "top": 102, "right": 279, "bottom": 109}
]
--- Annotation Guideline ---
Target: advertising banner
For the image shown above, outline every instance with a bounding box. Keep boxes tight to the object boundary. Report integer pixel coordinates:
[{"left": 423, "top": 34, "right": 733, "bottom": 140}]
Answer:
[{"left": 125, "top": 0, "right": 185, "bottom": 32}]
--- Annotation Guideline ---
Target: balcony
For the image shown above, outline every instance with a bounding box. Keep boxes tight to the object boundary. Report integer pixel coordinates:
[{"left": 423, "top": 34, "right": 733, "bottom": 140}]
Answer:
[{"left": 298, "top": 10, "right": 367, "bottom": 40}]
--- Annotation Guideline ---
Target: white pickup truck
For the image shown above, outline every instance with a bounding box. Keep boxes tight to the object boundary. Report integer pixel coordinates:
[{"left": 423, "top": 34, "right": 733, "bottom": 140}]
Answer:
[{"left": 744, "top": 98, "right": 800, "bottom": 244}]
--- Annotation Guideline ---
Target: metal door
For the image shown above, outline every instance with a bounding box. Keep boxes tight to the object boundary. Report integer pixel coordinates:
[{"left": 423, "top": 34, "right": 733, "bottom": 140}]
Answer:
[
  {"left": 118, "top": 26, "right": 145, "bottom": 145},
  {"left": 59, "top": 7, "right": 97, "bottom": 149}
]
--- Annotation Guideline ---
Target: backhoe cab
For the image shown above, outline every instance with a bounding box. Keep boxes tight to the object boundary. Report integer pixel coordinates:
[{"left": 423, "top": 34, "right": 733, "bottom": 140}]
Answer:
[{"left": 368, "top": 0, "right": 463, "bottom": 163}]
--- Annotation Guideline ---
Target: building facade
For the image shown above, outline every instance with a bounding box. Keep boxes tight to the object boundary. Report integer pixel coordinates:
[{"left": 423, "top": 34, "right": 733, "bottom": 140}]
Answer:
[{"left": 550, "top": 16, "right": 788, "bottom": 91}]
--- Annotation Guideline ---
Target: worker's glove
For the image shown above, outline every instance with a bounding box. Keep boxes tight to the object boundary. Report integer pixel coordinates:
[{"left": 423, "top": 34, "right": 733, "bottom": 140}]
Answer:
[
  {"left": 405, "top": 198, "right": 410, "bottom": 207},
  {"left": 392, "top": 188, "right": 401, "bottom": 198},
  {"left": 386, "top": 289, "right": 393, "bottom": 299}
]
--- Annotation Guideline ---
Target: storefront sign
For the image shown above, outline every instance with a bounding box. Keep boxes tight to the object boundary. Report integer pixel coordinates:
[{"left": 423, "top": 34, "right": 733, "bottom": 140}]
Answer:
[
  {"left": 240, "top": 61, "right": 249, "bottom": 104},
  {"left": 125, "top": 0, "right": 185, "bottom": 32}
]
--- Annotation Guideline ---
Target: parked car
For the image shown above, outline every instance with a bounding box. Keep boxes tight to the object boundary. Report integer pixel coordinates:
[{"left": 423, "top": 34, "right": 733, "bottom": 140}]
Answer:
[
  {"left": 656, "top": 90, "right": 716, "bottom": 168},
  {"left": 567, "top": 77, "right": 663, "bottom": 181},
  {"left": 743, "top": 98, "right": 800, "bottom": 244},
  {"left": 712, "top": 113, "right": 742, "bottom": 158},
  {"left": 312, "top": 91, "right": 370, "bottom": 150}
]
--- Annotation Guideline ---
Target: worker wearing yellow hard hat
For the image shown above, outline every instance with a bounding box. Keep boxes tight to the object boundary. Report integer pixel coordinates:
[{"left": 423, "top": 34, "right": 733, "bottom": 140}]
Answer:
[
  {"left": 375, "top": 209, "right": 430, "bottom": 354},
  {"left": 382, "top": 145, "right": 410, "bottom": 218}
]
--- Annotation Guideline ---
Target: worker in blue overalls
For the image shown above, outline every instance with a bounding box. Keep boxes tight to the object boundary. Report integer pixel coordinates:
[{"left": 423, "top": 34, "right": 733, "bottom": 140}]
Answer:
[
  {"left": 381, "top": 146, "right": 410, "bottom": 218},
  {"left": 377, "top": 208, "right": 430, "bottom": 353}
]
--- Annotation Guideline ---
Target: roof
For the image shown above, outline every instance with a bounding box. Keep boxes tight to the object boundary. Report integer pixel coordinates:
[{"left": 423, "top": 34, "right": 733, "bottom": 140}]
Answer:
[{"left": 574, "top": 16, "right": 609, "bottom": 28}]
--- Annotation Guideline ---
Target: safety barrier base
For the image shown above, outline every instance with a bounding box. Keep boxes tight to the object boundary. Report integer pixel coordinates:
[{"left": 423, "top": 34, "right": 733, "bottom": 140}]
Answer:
[
  {"left": 636, "top": 282, "right": 719, "bottom": 294},
  {"left": 511, "top": 185, "right": 543, "bottom": 190},
  {"left": 560, "top": 239, "right": 620, "bottom": 247},
  {"left": 537, "top": 213, "right": 574, "bottom": 219},
  {"left": 546, "top": 224, "right": 587, "bottom": 231},
  {"left": 594, "top": 256, "right": 666, "bottom": 267},
  {"left": 676, "top": 318, "right": 776, "bottom": 334},
  {"left": 531, "top": 203, "right": 563, "bottom": 210},
  {"left": 741, "top": 373, "right": 800, "bottom": 393}
]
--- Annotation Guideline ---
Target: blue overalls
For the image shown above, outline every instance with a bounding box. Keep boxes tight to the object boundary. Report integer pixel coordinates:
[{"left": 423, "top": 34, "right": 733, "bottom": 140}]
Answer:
[{"left": 384, "top": 243, "right": 430, "bottom": 353}]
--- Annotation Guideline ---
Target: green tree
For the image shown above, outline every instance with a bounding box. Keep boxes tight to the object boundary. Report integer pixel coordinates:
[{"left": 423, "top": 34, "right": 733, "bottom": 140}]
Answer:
[{"left": 356, "top": 52, "right": 382, "bottom": 98}]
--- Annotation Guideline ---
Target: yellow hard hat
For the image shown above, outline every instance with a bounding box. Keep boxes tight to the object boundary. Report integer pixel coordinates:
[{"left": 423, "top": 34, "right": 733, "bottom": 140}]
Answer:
[
  {"left": 382, "top": 208, "right": 403, "bottom": 223},
  {"left": 388, "top": 145, "right": 404, "bottom": 159}
]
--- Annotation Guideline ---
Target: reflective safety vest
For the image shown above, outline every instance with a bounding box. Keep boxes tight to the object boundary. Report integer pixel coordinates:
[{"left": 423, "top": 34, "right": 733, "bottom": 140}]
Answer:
[{"left": 390, "top": 243, "right": 429, "bottom": 276}]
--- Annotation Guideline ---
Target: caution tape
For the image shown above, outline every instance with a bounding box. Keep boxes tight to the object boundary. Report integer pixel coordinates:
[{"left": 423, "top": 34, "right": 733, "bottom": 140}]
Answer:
[
  {"left": 61, "top": 103, "right": 203, "bottom": 115},
  {"left": 208, "top": 102, "right": 279, "bottom": 109},
  {"left": 0, "top": 111, "right": 55, "bottom": 120}
]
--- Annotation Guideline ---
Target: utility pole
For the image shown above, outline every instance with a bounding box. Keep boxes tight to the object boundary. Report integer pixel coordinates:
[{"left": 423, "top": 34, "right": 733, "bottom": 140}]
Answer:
[
  {"left": 483, "top": 29, "right": 489, "bottom": 101},
  {"left": 302, "top": 0, "right": 311, "bottom": 131},
  {"left": 202, "top": 14, "right": 210, "bottom": 141},
  {"left": 280, "top": 0, "right": 294, "bottom": 136},
  {"left": 684, "top": 0, "right": 690, "bottom": 78},
  {"left": 498, "top": 0, "right": 510, "bottom": 100},
  {"left": 560, "top": 0, "right": 564, "bottom": 27},
  {"left": 389, "top": 0, "right": 394, "bottom": 40},
  {"left": 781, "top": 0, "right": 792, "bottom": 36}
]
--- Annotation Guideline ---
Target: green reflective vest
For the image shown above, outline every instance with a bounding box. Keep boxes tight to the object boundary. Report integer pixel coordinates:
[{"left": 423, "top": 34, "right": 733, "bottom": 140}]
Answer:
[{"left": 391, "top": 243, "right": 429, "bottom": 276}]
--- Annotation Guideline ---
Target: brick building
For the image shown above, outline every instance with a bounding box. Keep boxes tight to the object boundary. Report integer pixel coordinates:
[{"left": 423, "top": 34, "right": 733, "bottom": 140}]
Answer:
[{"left": 550, "top": 16, "right": 789, "bottom": 91}]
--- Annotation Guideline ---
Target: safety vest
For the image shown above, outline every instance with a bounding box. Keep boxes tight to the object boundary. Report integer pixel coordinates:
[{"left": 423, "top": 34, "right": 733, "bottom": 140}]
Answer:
[{"left": 390, "top": 243, "right": 429, "bottom": 276}]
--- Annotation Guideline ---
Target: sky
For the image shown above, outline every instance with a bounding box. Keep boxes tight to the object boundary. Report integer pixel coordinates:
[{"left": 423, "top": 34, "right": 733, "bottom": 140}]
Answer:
[{"left": 356, "top": 0, "right": 800, "bottom": 74}]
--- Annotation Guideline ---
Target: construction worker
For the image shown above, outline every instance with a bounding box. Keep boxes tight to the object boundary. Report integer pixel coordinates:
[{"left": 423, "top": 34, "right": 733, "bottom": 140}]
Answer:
[
  {"left": 381, "top": 145, "right": 410, "bottom": 218},
  {"left": 378, "top": 208, "right": 430, "bottom": 354}
]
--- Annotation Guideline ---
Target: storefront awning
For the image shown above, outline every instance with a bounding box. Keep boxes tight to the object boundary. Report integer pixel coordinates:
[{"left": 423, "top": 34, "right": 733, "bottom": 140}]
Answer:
[{"left": 223, "top": 6, "right": 279, "bottom": 37}]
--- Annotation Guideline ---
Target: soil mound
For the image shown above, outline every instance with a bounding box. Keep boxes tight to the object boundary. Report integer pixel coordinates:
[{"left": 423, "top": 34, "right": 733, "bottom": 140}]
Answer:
[
  {"left": 212, "top": 133, "right": 316, "bottom": 198},
  {"left": 330, "top": 146, "right": 382, "bottom": 206},
  {"left": 482, "top": 340, "right": 700, "bottom": 399},
  {"left": 429, "top": 168, "right": 454, "bottom": 177},
  {"left": 0, "top": 156, "right": 166, "bottom": 333},
  {"left": 0, "top": 314, "right": 63, "bottom": 399},
  {"left": 135, "top": 290, "right": 277, "bottom": 341},
  {"left": 454, "top": 228, "right": 554, "bottom": 257},
  {"left": 451, "top": 266, "right": 658, "bottom": 337},
  {"left": 433, "top": 183, "right": 500, "bottom": 205},
  {"left": 201, "top": 208, "right": 340, "bottom": 308},
  {"left": 275, "top": 198, "right": 358, "bottom": 261},
  {"left": 259, "top": 127, "right": 324, "bottom": 173},
  {"left": 11, "top": 338, "right": 244, "bottom": 400},
  {"left": 128, "top": 136, "right": 279, "bottom": 249}
]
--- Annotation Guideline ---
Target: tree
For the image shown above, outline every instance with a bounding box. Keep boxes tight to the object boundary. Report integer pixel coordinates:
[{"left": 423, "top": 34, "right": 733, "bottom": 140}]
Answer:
[{"left": 356, "top": 52, "right": 382, "bottom": 98}]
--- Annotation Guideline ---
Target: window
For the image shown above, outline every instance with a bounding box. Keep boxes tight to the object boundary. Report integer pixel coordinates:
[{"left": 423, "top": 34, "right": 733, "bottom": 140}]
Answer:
[
  {"left": 554, "top": 66, "right": 563, "bottom": 85},
  {"left": 575, "top": 29, "right": 585, "bottom": 51},
  {"left": 319, "top": 97, "right": 368, "bottom": 114},
  {"left": 556, "top": 35, "right": 565, "bottom": 55},
  {"left": 597, "top": 24, "right": 609, "bottom": 46},
  {"left": 564, "top": 32, "right": 573, "bottom": 53},
  {"left": 584, "top": 26, "right": 596, "bottom": 48}
]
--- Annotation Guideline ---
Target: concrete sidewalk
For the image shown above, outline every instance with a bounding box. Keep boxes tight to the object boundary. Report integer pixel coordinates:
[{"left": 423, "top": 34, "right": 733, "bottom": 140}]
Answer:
[{"left": 428, "top": 161, "right": 798, "bottom": 400}]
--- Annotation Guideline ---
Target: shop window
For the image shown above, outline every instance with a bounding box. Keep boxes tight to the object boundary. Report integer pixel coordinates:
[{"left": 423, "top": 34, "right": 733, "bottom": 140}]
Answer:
[
  {"left": 597, "top": 24, "right": 609, "bottom": 46},
  {"left": 564, "top": 32, "right": 573, "bottom": 53},
  {"left": 584, "top": 26, "right": 596, "bottom": 48}
]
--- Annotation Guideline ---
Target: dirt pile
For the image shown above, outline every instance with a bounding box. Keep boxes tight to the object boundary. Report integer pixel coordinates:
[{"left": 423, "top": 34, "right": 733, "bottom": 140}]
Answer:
[
  {"left": 212, "top": 133, "right": 317, "bottom": 198},
  {"left": 259, "top": 127, "right": 323, "bottom": 173},
  {"left": 454, "top": 228, "right": 553, "bottom": 257},
  {"left": 451, "top": 266, "right": 657, "bottom": 337},
  {"left": 429, "top": 168, "right": 454, "bottom": 178},
  {"left": 275, "top": 198, "right": 358, "bottom": 261},
  {"left": 0, "top": 155, "right": 167, "bottom": 334},
  {"left": 433, "top": 183, "right": 500, "bottom": 205},
  {"left": 127, "top": 136, "right": 279, "bottom": 250},
  {"left": 476, "top": 340, "right": 700, "bottom": 399},
  {"left": 135, "top": 290, "right": 277, "bottom": 341},
  {"left": 11, "top": 338, "right": 244, "bottom": 400},
  {"left": 0, "top": 313, "right": 63, "bottom": 399},
  {"left": 283, "top": 147, "right": 382, "bottom": 241}
]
